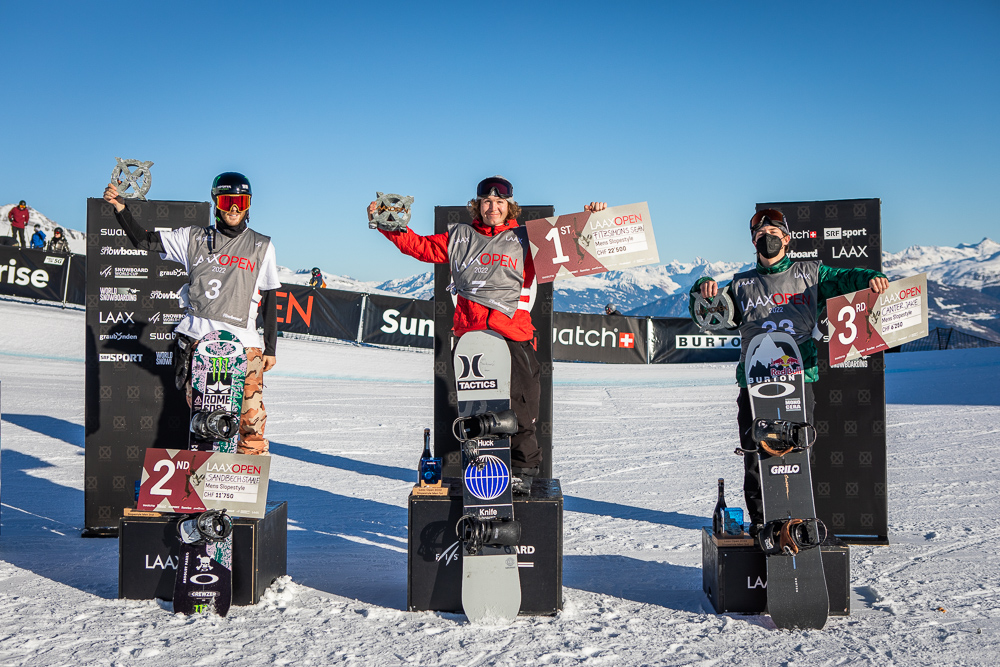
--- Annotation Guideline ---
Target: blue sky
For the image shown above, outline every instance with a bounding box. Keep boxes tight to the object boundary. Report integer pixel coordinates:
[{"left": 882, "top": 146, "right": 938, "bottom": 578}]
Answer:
[{"left": 2, "top": 1, "right": 997, "bottom": 281}]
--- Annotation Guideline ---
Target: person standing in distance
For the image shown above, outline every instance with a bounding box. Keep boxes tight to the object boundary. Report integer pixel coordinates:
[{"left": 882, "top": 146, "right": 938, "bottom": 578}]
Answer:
[
  {"left": 8, "top": 200, "right": 30, "bottom": 247},
  {"left": 103, "top": 173, "right": 281, "bottom": 455},
  {"left": 370, "top": 175, "right": 607, "bottom": 492},
  {"left": 690, "top": 208, "right": 889, "bottom": 536}
]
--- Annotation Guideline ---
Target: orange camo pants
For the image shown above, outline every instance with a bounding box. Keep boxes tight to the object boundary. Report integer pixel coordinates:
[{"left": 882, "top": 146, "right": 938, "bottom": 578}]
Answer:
[{"left": 238, "top": 348, "right": 268, "bottom": 455}]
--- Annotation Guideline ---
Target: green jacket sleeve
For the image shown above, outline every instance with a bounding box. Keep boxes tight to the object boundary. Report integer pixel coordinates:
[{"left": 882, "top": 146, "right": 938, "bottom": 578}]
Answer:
[{"left": 816, "top": 264, "right": 887, "bottom": 310}]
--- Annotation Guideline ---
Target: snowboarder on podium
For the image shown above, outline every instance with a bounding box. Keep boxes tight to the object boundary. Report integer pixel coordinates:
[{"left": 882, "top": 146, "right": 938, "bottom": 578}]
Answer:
[
  {"left": 690, "top": 209, "right": 889, "bottom": 537},
  {"left": 103, "top": 173, "right": 281, "bottom": 455},
  {"left": 370, "top": 176, "right": 606, "bottom": 493}
]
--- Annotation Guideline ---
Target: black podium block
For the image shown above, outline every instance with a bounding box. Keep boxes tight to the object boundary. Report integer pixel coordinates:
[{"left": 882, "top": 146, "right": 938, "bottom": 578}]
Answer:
[
  {"left": 408, "top": 478, "right": 562, "bottom": 615},
  {"left": 701, "top": 527, "right": 850, "bottom": 615},
  {"left": 119, "top": 501, "right": 287, "bottom": 605}
]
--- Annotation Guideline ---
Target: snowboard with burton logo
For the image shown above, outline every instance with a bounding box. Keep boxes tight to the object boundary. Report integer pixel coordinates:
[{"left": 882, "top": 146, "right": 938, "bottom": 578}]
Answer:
[
  {"left": 452, "top": 330, "right": 522, "bottom": 624},
  {"left": 745, "top": 331, "right": 829, "bottom": 630}
]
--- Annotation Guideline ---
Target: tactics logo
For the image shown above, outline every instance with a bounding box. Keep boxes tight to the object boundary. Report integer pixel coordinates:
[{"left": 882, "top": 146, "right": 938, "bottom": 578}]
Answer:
[{"left": 456, "top": 353, "right": 497, "bottom": 390}]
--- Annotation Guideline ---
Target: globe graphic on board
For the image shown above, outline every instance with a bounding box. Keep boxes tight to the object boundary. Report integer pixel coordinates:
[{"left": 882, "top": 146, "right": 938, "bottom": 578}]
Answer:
[{"left": 464, "top": 455, "right": 509, "bottom": 500}]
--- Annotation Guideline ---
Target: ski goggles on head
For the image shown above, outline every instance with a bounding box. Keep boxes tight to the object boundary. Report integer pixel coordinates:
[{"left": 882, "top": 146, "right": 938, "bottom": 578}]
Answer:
[
  {"left": 476, "top": 176, "right": 514, "bottom": 199},
  {"left": 750, "top": 209, "right": 789, "bottom": 235},
  {"left": 215, "top": 194, "right": 251, "bottom": 212}
]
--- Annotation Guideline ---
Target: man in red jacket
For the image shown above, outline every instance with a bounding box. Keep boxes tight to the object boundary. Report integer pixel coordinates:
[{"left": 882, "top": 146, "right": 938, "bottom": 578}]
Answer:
[
  {"left": 8, "top": 200, "right": 30, "bottom": 248},
  {"left": 370, "top": 176, "right": 605, "bottom": 491}
]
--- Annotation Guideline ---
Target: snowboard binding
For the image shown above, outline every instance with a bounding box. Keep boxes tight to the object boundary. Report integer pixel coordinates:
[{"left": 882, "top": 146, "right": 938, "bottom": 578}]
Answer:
[
  {"left": 737, "top": 418, "right": 817, "bottom": 457},
  {"left": 456, "top": 514, "right": 521, "bottom": 556},
  {"left": 452, "top": 409, "right": 518, "bottom": 442},
  {"left": 758, "top": 517, "right": 827, "bottom": 556},
  {"left": 177, "top": 509, "right": 234, "bottom": 546},
  {"left": 190, "top": 409, "right": 239, "bottom": 441}
]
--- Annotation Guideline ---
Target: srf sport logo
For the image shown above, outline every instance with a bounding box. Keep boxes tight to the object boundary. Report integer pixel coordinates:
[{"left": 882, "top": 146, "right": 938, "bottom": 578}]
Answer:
[{"left": 456, "top": 353, "right": 497, "bottom": 391}]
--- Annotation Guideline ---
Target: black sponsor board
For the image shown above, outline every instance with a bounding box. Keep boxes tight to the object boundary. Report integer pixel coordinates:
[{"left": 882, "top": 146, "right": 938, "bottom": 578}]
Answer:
[
  {"left": 757, "top": 198, "right": 887, "bottom": 543},
  {"left": 361, "top": 293, "right": 434, "bottom": 348},
  {"left": 84, "top": 198, "right": 209, "bottom": 535},
  {"left": 552, "top": 312, "right": 647, "bottom": 364},
  {"left": 0, "top": 245, "right": 84, "bottom": 304},
  {"left": 267, "top": 284, "right": 363, "bottom": 339},
  {"left": 649, "top": 318, "right": 741, "bottom": 364},
  {"left": 433, "top": 205, "right": 555, "bottom": 479}
]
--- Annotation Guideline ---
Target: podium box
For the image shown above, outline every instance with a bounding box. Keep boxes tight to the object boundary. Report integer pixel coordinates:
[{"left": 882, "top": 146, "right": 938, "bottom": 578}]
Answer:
[
  {"left": 701, "top": 527, "right": 850, "bottom": 616},
  {"left": 119, "top": 500, "right": 287, "bottom": 605},
  {"left": 408, "top": 478, "right": 563, "bottom": 615}
]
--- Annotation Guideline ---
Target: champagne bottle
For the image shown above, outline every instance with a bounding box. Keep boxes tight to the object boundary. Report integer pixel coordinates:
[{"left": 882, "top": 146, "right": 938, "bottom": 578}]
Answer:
[
  {"left": 418, "top": 428, "right": 432, "bottom": 483},
  {"left": 712, "top": 478, "right": 727, "bottom": 535}
]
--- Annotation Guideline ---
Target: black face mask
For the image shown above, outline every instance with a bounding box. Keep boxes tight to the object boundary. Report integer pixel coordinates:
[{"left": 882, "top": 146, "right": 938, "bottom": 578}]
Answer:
[{"left": 755, "top": 233, "right": 784, "bottom": 259}]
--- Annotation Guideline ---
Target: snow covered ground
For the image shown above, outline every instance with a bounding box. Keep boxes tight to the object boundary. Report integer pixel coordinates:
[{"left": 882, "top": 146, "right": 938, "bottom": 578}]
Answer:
[{"left": 1, "top": 298, "right": 999, "bottom": 665}]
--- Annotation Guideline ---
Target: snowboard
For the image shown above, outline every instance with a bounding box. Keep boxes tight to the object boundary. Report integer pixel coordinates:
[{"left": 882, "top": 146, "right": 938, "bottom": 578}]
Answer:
[
  {"left": 452, "top": 330, "right": 521, "bottom": 624},
  {"left": 188, "top": 330, "right": 247, "bottom": 453},
  {"left": 173, "top": 509, "right": 234, "bottom": 617},
  {"left": 745, "top": 331, "right": 829, "bottom": 630},
  {"left": 174, "top": 331, "right": 245, "bottom": 615}
]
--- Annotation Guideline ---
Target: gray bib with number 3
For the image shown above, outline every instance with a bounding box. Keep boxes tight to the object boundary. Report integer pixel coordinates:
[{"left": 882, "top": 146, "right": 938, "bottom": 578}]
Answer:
[
  {"left": 731, "top": 260, "right": 821, "bottom": 368},
  {"left": 186, "top": 227, "right": 270, "bottom": 328}
]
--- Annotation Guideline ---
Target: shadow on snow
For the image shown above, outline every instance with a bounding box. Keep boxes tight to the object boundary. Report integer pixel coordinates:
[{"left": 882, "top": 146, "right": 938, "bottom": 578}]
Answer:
[{"left": 2, "top": 413, "right": 84, "bottom": 448}]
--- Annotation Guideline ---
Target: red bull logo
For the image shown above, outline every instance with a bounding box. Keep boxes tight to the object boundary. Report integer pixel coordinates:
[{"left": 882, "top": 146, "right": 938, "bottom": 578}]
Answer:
[{"left": 768, "top": 354, "right": 802, "bottom": 378}]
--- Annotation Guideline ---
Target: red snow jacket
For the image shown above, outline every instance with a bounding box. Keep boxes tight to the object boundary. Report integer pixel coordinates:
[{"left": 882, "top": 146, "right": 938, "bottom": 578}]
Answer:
[
  {"left": 8, "top": 206, "right": 29, "bottom": 228},
  {"left": 380, "top": 219, "right": 537, "bottom": 342}
]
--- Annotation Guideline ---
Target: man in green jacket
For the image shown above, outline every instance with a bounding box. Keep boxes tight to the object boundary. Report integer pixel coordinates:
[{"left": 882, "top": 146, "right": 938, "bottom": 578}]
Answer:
[{"left": 691, "top": 209, "right": 889, "bottom": 534}]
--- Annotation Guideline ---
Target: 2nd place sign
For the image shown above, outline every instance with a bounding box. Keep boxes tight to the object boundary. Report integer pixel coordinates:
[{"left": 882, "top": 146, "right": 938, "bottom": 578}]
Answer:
[{"left": 136, "top": 448, "right": 271, "bottom": 517}]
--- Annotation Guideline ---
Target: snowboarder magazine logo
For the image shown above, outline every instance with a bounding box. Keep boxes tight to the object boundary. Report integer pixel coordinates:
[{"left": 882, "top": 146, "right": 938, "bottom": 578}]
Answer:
[
  {"left": 456, "top": 353, "right": 498, "bottom": 391},
  {"left": 101, "top": 247, "right": 146, "bottom": 256},
  {"left": 150, "top": 290, "right": 181, "bottom": 300}
]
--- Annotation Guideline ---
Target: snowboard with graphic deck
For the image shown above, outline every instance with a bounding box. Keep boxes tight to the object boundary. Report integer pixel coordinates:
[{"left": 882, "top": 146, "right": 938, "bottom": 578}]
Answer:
[
  {"left": 173, "top": 509, "right": 234, "bottom": 617},
  {"left": 173, "top": 331, "right": 245, "bottom": 615},
  {"left": 188, "top": 330, "right": 247, "bottom": 453},
  {"left": 452, "top": 330, "right": 521, "bottom": 624},
  {"left": 745, "top": 331, "right": 829, "bottom": 630}
]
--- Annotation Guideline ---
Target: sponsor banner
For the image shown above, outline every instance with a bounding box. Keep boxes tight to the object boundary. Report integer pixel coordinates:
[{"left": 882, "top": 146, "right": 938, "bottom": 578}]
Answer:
[
  {"left": 265, "top": 283, "right": 365, "bottom": 339},
  {"left": 525, "top": 202, "right": 659, "bottom": 283},
  {"left": 828, "top": 273, "right": 928, "bottom": 365},
  {"left": 0, "top": 245, "right": 81, "bottom": 302},
  {"left": 552, "top": 311, "right": 646, "bottom": 364},
  {"left": 649, "top": 318, "right": 742, "bottom": 364},
  {"left": 137, "top": 448, "right": 271, "bottom": 518},
  {"left": 361, "top": 293, "right": 434, "bottom": 348}
]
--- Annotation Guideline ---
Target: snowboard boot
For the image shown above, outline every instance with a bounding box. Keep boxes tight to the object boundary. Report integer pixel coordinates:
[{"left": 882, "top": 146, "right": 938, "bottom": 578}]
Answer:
[{"left": 511, "top": 466, "right": 539, "bottom": 496}]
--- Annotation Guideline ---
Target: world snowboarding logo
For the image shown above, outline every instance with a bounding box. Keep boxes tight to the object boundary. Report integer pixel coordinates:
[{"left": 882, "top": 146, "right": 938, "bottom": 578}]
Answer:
[{"left": 464, "top": 455, "right": 510, "bottom": 500}]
